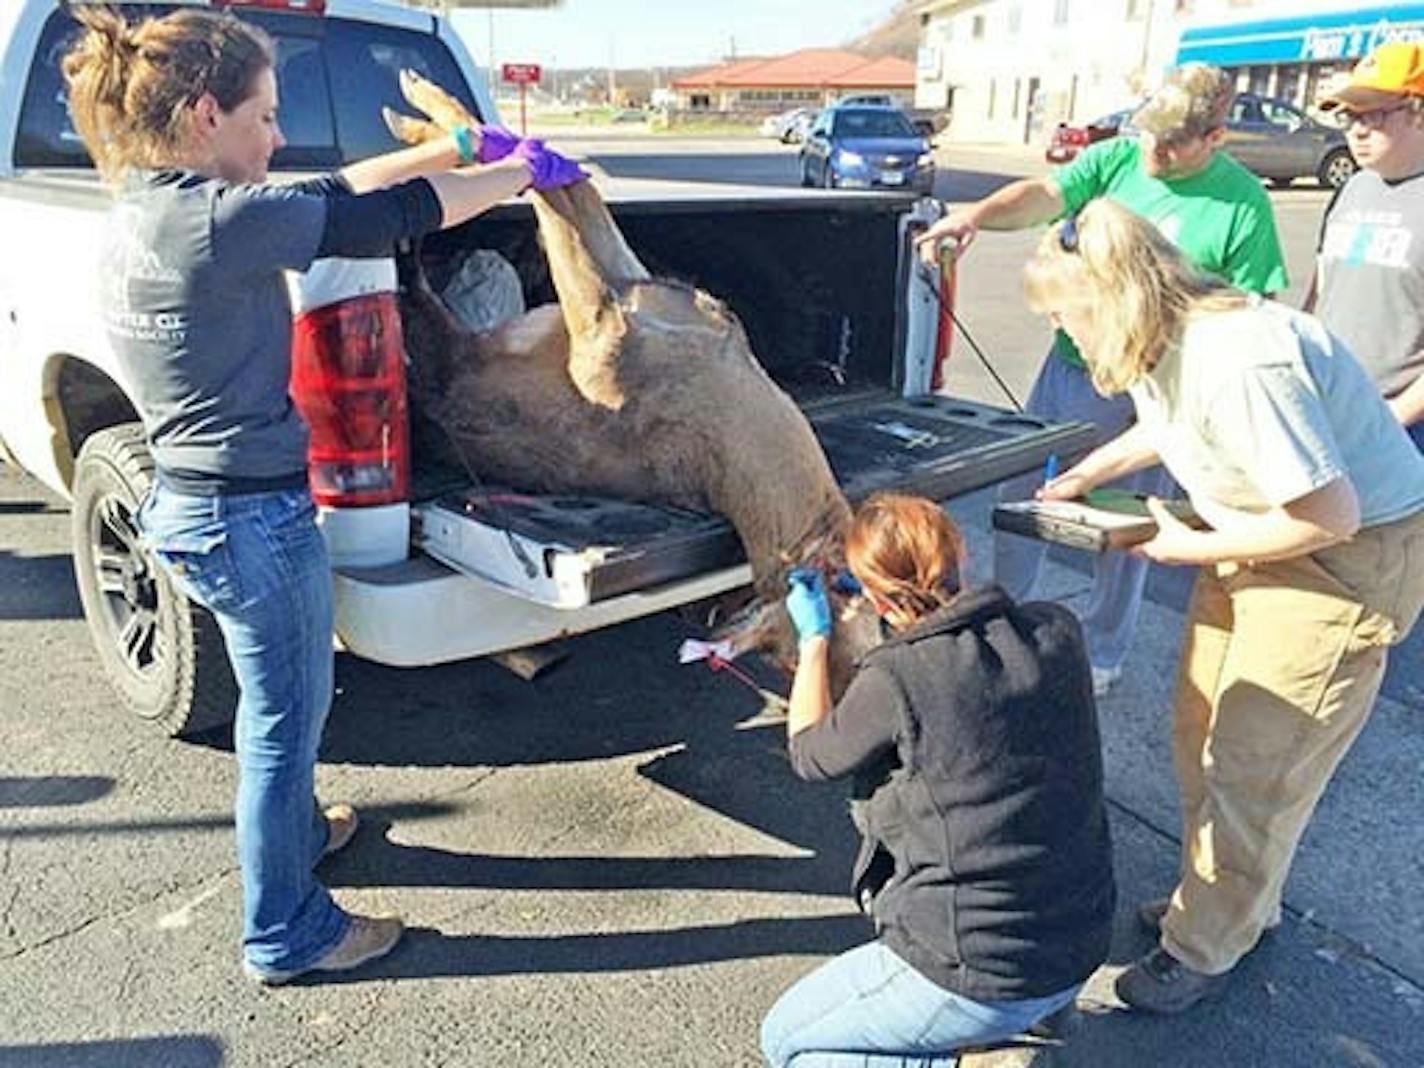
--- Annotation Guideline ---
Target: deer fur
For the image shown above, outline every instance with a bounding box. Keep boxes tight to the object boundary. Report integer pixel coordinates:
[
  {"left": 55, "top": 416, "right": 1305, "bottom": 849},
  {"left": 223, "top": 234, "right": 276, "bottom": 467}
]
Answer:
[{"left": 389, "top": 77, "right": 882, "bottom": 684}]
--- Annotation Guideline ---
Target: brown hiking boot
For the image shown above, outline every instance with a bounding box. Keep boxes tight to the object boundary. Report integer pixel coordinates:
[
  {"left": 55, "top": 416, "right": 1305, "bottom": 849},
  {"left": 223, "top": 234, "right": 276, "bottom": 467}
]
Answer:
[
  {"left": 321, "top": 803, "right": 359, "bottom": 858},
  {"left": 244, "top": 914, "right": 403, "bottom": 986},
  {"left": 1115, "top": 947, "right": 1232, "bottom": 1014}
]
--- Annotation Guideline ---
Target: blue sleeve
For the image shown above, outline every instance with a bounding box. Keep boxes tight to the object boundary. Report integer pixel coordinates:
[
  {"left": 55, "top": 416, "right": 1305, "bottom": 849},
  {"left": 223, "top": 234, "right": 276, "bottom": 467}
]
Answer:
[
  {"left": 211, "top": 182, "right": 327, "bottom": 275},
  {"left": 788, "top": 665, "right": 902, "bottom": 782},
  {"left": 1207, "top": 364, "right": 1347, "bottom": 506}
]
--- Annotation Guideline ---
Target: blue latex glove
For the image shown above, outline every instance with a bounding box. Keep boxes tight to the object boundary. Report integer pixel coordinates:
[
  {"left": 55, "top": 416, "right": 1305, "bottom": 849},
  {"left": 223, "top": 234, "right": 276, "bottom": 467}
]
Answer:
[
  {"left": 476, "top": 125, "right": 520, "bottom": 163},
  {"left": 830, "top": 569, "right": 863, "bottom": 596},
  {"left": 785, "top": 568, "right": 832, "bottom": 641},
  {"left": 512, "top": 138, "right": 590, "bottom": 191}
]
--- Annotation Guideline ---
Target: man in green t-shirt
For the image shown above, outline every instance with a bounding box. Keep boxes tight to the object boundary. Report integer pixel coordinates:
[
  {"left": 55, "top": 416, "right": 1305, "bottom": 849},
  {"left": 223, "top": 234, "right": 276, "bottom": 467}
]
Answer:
[{"left": 917, "top": 63, "right": 1287, "bottom": 704}]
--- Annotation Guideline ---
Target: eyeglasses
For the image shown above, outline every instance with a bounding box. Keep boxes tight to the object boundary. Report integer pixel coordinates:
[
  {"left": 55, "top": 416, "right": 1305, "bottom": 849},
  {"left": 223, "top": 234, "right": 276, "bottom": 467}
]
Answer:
[
  {"left": 1059, "top": 213, "right": 1080, "bottom": 253},
  {"left": 1331, "top": 103, "right": 1413, "bottom": 130}
]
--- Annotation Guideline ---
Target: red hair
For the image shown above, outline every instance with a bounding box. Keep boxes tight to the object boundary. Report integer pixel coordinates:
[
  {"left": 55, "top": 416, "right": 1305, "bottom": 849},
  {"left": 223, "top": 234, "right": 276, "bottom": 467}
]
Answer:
[{"left": 845, "top": 493, "right": 965, "bottom": 622}]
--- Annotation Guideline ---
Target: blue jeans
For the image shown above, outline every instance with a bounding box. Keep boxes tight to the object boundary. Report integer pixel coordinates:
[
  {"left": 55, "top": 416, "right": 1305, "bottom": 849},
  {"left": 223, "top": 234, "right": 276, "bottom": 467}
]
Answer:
[
  {"left": 761, "top": 941, "right": 1080, "bottom": 1067},
  {"left": 139, "top": 483, "right": 348, "bottom": 973},
  {"left": 994, "top": 353, "right": 1170, "bottom": 674}
]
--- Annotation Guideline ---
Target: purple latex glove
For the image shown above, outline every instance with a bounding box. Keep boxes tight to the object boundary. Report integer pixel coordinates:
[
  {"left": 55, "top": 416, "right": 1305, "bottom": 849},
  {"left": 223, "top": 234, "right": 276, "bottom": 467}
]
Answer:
[
  {"left": 475, "top": 125, "right": 520, "bottom": 164},
  {"left": 511, "top": 138, "right": 589, "bottom": 191}
]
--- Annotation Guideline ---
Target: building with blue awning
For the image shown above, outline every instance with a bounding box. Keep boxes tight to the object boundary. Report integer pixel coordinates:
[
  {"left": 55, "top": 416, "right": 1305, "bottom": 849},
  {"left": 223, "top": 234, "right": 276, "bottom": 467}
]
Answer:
[{"left": 1178, "top": 4, "right": 1424, "bottom": 112}]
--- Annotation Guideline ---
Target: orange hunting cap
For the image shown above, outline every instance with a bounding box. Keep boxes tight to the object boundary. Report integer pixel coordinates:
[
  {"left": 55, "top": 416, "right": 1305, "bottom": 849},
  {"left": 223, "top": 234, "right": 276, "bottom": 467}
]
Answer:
[{"left": 1318, "top": 40, "right": 1424, "bottom": 111}]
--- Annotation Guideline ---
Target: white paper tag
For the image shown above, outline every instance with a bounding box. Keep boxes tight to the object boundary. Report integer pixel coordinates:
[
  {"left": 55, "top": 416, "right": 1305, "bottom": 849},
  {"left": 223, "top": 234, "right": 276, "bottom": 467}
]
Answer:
[{"left": 677, "top": 638, "right": 736, "bottom": 665}]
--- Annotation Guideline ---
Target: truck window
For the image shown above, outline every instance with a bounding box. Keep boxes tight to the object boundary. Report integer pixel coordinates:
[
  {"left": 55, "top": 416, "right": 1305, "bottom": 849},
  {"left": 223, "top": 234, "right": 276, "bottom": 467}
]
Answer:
[
  {"left": 324, "top": 19, "right": 483, "bottom": 165},
  {"left": 263, "top": 30, "right": 340, "bottom": 171},
  {"left": 13, "top": 7, "right": 470, "bottom": 172}
]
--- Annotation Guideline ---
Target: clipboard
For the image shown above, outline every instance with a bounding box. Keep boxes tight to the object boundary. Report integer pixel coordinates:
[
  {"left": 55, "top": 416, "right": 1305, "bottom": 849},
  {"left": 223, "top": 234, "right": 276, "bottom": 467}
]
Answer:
[{"left": 992, "top": 488, "right": 1205, "bottom": 552}]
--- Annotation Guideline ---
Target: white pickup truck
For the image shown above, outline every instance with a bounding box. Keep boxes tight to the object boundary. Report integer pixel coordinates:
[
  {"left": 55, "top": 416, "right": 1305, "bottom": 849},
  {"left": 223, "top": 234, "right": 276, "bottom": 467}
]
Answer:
[{"left": 0, "top": 0, "right": 1090, "bottom": 736}]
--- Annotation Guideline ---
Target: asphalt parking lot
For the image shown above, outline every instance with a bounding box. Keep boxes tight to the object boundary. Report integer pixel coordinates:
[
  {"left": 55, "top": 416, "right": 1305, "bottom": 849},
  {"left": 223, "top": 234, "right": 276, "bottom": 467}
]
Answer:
[{"left": 2, "top": 139, "right": 1421, "bottom": 1067}]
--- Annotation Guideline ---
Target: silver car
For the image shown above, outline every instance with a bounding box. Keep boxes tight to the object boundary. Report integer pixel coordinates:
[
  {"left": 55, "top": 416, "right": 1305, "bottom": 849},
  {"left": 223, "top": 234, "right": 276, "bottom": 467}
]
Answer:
[{"left": 1221, "top": 92, "right": 1357, "bottom": 189}]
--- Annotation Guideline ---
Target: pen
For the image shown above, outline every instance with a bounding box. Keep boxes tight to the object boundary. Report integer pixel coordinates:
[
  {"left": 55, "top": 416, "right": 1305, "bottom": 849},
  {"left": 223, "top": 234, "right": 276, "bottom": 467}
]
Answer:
[{"left": 1043, "top": 453, "right": 1059, "bottom": 485}]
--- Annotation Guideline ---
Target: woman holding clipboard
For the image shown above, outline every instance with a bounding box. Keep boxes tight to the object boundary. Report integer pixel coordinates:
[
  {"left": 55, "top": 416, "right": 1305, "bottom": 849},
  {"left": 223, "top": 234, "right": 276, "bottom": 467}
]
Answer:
[{"left": 1024, "top": 199, "right": 1424, "bottom": 1014}]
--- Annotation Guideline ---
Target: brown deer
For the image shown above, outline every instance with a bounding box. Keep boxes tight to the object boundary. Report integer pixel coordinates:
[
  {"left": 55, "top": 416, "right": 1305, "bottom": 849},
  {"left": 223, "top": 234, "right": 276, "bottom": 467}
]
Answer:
[{"left": 387, "top": 74, "right": 882, "bottom": 689}]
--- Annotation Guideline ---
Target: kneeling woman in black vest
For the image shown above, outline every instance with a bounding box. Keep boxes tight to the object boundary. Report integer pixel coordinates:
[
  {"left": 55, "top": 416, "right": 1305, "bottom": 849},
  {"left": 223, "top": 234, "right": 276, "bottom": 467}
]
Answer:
[{"left": 761, "top": 493, "right": 1115, "bottom": 1066}]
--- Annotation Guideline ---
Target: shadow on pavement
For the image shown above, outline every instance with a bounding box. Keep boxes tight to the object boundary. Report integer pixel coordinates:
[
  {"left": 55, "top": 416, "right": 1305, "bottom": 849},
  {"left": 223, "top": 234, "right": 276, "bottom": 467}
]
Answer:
[
  {"left": 297, "top": 614, "right": 776, "bottom": 772},
  {"left": 0, "top": 551, "right": 82, "bottom": 621},
  {"left": 2, "top": 800, "right": 455, "bottom": 842},
  {"left": 0, "top": 1035, "right": 224, "bottom": 1068},
  {"left": 0, "top": 500, "right": 56, "bottom": 515},
  {"left": 325, "top": 811, "right": 854, "bottom": 899},
  {"left": 305, "top": 913, "right": 868, "bottom": 985},
  {"left": 0, "top": 774, "right": 113, "bottom": 807}
]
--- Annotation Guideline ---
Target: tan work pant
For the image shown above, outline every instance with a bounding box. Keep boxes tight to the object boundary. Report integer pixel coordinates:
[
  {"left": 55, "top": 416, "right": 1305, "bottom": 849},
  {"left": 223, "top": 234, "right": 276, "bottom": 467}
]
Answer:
[{"left": 1160, "top": 510, "right": 1424, "bottom": 976}]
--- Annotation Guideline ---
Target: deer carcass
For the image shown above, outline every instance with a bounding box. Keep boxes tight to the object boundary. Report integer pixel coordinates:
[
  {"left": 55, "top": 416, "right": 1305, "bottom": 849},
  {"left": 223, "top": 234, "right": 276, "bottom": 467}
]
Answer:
[{"left": 389, "top": 78, "right": 881, "bottom": 686}]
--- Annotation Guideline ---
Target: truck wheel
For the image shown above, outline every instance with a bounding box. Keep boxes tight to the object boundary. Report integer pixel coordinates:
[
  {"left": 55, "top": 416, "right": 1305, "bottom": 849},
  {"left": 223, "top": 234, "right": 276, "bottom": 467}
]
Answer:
[
  {"left": 71, "top": 424, "right": 237, "bottom": 737},
  {"left": 1318, "top": 148, "right": 1357, "bottom": 189}
]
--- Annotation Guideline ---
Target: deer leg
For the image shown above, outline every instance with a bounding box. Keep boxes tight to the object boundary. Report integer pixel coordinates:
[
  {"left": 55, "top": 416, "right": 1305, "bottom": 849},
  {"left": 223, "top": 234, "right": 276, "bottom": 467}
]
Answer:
[
  {"left": 396, "top": 243, "right": 476, "bottom": 397},
  {"left": 529, "top": 184, "right": 654, "bottom": 409}
]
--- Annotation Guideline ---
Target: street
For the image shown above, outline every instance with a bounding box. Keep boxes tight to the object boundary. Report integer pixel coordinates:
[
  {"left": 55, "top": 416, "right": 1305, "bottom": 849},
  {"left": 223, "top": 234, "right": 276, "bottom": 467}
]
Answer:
[{"left": 2, "top": 138, "right": 1421, "bottom": 1068}]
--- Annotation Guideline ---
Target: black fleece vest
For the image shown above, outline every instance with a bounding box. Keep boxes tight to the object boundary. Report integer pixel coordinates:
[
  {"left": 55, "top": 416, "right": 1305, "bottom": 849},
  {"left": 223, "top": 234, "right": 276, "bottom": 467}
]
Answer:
[{"left": 855, "top": 586, "right": 1115, "bottom": 1000}]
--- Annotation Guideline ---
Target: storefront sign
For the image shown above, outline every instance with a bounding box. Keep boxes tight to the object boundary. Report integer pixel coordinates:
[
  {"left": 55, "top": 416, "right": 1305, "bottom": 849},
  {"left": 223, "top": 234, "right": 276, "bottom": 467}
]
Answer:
[
  {"left": 1301, "top": 19, "right": 1424, "bottom": 62},
  {"left": 1179, "top": 4, "right": 1424, "bottom": 67}
]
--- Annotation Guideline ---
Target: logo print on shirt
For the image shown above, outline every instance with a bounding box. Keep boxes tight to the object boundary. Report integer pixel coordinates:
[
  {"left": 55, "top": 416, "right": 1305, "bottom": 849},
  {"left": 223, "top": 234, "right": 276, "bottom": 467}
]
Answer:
[
  {"left": 110, "top": 203, "right": 182, "bottom": 285},
  {"left": 1322, "top": 215, "right": 1414, "bottom": 270},
  {"left": 104, "top": 204, "right": 188, "bottom": 344}
]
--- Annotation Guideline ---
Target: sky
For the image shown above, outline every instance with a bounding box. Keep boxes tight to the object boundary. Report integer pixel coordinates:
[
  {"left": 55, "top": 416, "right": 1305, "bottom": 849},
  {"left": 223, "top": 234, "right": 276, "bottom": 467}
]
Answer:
[{"left": 447, "top": 1, "right": 903, "bottom": 73}]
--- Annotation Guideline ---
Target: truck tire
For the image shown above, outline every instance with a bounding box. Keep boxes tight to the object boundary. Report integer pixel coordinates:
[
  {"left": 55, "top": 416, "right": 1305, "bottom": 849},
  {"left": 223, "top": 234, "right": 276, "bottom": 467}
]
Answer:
[
  {"left": 1318, "top": 148, "right": 1357, "bottom": 189},
  {"left": 71, "top": 424, "right": 237, "bottom": 737}
]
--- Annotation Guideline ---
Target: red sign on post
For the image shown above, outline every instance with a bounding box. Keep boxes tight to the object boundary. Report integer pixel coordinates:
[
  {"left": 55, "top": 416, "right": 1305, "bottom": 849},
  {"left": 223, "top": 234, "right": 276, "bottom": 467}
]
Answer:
[
  {"left": 500, "top": 63, "right": 542, "bottom": 135},
  {"left": 501, "top": 63, "right": 542, "bottom": 85}
]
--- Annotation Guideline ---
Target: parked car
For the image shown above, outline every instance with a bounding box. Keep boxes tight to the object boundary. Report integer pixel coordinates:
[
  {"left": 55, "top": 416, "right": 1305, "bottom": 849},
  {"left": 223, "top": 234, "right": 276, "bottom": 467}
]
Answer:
[
  {"left": 836, "top": 94, "right": 947, "bottom": 139},
  {"left": 1045, "top": 108, "right": 1133, "bottom": 164},
  {"left": 760, "top": 106, "right": 818, "bottom": 143},
  {"left": 782, "top": 108, "right": 818, "bottom": 143},
  {"left": 1221, "top": 92, "right": 1356, "bottom": 188},
  {"left": 798, "top": 105, "right": 935, "bottom": 193},
  {"left": 836, "top": 93, "right": 896, "bottom": 107}
]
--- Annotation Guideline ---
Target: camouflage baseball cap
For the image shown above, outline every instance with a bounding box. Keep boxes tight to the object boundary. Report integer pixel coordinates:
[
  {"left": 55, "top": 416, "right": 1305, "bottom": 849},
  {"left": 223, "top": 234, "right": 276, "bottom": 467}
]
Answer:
[
  {"left": 1317, "top": 41, "right": 1424, "bottom": 111},
  {"left": 1132, "top": 63, "right": 1235, "bottom": 140}
]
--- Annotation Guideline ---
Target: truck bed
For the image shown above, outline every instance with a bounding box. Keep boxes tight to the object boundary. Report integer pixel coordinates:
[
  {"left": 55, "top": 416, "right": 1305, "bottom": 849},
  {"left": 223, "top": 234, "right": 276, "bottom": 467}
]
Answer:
[{"left": 413, "top": 393, "right": 1090, "bottom": 608}]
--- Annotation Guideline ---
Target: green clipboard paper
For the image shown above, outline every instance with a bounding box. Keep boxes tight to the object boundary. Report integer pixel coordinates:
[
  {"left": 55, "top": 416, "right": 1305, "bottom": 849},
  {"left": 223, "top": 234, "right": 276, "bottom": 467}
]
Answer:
[{"left": 992, "top": 488, "right": 1205, "bottom": 552}]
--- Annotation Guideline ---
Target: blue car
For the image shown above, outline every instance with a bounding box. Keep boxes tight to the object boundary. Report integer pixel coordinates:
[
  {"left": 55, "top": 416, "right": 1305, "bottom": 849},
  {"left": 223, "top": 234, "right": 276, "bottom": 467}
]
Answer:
[{"left": 798, "top": 105, "right": 936, "bottom": 193}]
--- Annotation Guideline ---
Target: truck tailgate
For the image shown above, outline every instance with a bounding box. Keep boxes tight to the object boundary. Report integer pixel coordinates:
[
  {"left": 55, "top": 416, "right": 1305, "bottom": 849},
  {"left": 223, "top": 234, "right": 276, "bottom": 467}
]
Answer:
[{"left": 413, "top": 395, "right": 1094, "bottom": 608}]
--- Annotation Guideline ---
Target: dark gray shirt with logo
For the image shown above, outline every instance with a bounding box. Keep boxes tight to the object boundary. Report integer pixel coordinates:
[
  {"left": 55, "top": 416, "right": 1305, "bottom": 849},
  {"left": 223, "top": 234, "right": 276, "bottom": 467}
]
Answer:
[
  {"left": 1317, "top": 169, "right": 1424, "bottom": 400},
  {"left": 103, "top": 170, "right": 330, "bottom": 491},
  {"left": 102, "top": 169, "right": 442, "bottom": 493}
]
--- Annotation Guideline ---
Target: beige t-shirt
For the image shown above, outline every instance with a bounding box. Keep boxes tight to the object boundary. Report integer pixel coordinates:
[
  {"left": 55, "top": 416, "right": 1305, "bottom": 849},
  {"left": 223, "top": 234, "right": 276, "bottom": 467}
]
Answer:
[{"left": 1129, "top": 298, "right": 1424, "bottom": 531}]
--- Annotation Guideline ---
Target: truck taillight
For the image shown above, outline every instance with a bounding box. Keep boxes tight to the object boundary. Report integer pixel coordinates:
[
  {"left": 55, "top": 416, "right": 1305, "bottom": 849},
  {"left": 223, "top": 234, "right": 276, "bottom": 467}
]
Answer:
[{"left": 290, "top": 293, "right": 409, "bottom": 508}]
